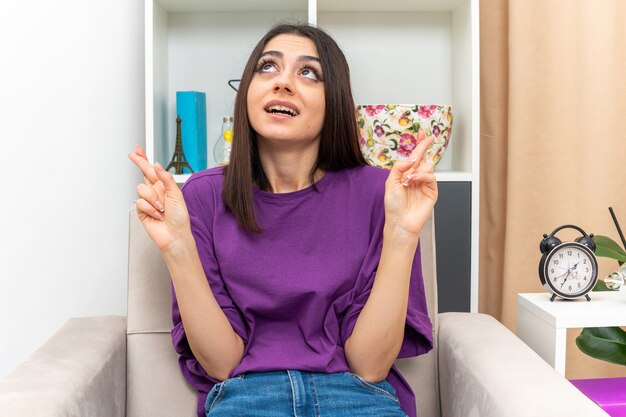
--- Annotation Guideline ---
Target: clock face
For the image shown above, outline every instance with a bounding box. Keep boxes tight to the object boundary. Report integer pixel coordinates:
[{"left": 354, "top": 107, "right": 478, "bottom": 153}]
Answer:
[{"left": 543, "top": 242, "right": 598, "bottom": 298}]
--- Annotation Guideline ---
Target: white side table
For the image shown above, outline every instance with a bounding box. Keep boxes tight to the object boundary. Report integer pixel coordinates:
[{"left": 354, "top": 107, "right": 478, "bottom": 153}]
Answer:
[{"left": 517, "top": 291, "right": 626, "bottom": 376}]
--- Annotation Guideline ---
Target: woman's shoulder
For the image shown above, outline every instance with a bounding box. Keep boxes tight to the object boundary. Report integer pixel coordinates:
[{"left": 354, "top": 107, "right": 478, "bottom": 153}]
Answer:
[
  {"left": 337, "top": 164, "right": 389, "bottom": 180},
  {"left": 354, "top": 164, "right": 390, "bottom": 180},
  {"left": 335, "top": 164, "right": 389, "bottom": 191},
  {"left": 181, "top": 166, "right": 225, "bottom": 193},
  {"left": 330, "top": 164, "right": 389, "bottom": 206},
  {"left": 179, "top": 165, "right": 225, "bottom": 207}
]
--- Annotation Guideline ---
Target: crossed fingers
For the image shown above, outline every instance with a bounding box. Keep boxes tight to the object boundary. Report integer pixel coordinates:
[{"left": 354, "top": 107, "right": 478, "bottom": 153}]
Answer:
[
  {"left": 128, "top": 145, "right": 166, "bottom": 212},
  {"left": 400, "top": 136, "right": 435, "bottom": 187}
]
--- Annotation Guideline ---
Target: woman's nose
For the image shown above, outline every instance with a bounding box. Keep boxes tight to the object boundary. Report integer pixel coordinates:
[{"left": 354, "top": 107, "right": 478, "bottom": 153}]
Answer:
[{"left": 273, "top": 72, "right": 294, "bottom": 94}]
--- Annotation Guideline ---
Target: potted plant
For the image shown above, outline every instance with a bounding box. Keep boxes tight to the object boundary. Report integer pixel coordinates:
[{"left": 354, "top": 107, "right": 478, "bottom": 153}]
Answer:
[{"left": 576, "top": 234, "right": 626, "bottom": 365}]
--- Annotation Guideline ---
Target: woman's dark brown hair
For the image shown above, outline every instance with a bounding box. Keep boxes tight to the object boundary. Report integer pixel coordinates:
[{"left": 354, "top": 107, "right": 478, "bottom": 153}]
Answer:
[{"left": 223, "top": 23, "right": 367, "bottom": 233}]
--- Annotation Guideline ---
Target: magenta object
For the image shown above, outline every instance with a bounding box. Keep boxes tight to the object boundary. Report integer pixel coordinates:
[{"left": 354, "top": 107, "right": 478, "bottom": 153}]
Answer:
[{"left": 570, "top": 378, "right": 626, "bottom": 417}]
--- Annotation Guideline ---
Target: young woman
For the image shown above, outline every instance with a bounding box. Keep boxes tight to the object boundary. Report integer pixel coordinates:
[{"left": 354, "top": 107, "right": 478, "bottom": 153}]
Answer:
[{"left": 129, "top": 23, "right": 437, "bottom": 417}]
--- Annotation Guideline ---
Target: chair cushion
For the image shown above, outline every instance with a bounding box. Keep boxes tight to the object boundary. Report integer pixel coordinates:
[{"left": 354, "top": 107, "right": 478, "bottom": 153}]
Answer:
[{"left": 127, "top": 333, "right": 196, "bottom": 417}]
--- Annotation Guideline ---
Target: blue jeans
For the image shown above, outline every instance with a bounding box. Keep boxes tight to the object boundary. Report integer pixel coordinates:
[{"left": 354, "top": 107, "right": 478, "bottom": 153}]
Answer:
[{"left": 205, "top": 370, "right": 408, "bottom": 417}]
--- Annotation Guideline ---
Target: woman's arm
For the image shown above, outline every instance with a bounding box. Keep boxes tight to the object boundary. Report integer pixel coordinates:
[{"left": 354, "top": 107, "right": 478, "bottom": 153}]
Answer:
[
  {"left": 163, "top": 239, "right": 245, "bottom": 381},
  {"left": 344, "top": 135, "right": 438, "bottom": 382},
  {"left": 129, "top": 146, "right": 243, "bottom": 381},
  {"left": 344, "top": 230, "right": 418, "bottom": 382}
]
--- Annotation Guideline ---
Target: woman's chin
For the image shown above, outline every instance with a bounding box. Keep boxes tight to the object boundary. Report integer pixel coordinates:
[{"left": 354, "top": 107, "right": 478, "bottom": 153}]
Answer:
[{"left": 257, "top": 134, "right": 321, "bottom": 149}]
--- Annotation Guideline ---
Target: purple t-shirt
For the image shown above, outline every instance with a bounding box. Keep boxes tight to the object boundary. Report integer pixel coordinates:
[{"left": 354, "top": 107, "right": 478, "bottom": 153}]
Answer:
[{"left": 172, "top": 164, "right": 433, "bottom": 417}]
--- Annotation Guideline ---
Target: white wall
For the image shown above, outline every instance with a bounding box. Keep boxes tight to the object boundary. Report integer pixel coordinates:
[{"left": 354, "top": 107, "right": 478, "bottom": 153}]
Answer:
[{"left": 0, "top": 0, "right": 144, "bottom": 378}]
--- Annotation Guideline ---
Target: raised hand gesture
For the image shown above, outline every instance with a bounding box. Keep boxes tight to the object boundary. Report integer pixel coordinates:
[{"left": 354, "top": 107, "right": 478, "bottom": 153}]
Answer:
[
  {"left": 128, "top": 146, "right": 192, "bottom": 253},
  {"left": 384, "top": 136, "right": 439, "bottom": 241}
]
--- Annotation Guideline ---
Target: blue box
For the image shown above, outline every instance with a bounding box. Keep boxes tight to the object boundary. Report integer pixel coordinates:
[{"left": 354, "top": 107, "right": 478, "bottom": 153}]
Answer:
[{"left": 176, "top": 91, "right": 207, "bottom": 173}]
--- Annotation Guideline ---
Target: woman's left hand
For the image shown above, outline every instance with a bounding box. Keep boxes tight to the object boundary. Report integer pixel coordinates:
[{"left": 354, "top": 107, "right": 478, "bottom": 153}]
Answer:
[{"left": 384, "top": 135, "right": 438, "bottom": 241}]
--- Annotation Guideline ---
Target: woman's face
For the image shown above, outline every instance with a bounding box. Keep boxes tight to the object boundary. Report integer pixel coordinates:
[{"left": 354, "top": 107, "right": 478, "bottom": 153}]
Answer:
[{"left": 246, "top": 34, "right": 325, "bottom": 149}]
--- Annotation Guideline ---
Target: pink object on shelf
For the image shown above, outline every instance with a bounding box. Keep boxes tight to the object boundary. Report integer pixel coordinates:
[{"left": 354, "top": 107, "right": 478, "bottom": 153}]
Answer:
[{"left": 570, "top": 378, "right": 626, "bottom": 417}]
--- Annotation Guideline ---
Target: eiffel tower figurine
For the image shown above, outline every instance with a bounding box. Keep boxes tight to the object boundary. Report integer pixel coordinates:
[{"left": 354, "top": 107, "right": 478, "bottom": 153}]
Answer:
[{"left": 166, "top": 116, "right": 194, "bottom": 174}]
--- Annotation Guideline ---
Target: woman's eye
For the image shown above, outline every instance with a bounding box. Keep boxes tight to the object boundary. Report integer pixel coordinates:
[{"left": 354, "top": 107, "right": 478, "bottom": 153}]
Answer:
[
  {"left": 260, "top": 63, "right": 276, "bottom": 73},
  {"left": 301, "top": 68, "right": 319, "bottom": 80}
]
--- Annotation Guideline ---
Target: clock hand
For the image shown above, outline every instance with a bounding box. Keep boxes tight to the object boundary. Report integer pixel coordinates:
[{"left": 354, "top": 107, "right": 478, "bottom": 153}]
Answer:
[
  {"left": 566, "top": 263, "right": 581, "bottom": 280},
  {"left": 554, "top": 270, "right": 569, "bottom": 280},
  {"left": 560, "top": 271, "right": 571, "bottom": 288}
]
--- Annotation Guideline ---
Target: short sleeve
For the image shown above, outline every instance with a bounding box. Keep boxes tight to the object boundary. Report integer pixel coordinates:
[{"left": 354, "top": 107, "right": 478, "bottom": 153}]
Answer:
[
  {"left": 170, "top": 176, "right": 249, "bottom": 389},
  {"left": 338, "top": 205, "right": 433, "bottom": 359}
]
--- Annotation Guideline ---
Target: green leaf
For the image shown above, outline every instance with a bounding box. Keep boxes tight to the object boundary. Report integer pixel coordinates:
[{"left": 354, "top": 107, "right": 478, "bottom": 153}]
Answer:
[
  {"left": 576, "top": 327, "right": 626, "bottom": 366},
  {"left": 593, "top": 235, "right": 626, "bottom": 262}
]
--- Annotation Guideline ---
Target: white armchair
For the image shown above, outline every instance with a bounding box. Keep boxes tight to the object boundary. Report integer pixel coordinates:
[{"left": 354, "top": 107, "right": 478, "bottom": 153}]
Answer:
[{"left": 0, "top": 205, "right": 608, "bottom": 417}]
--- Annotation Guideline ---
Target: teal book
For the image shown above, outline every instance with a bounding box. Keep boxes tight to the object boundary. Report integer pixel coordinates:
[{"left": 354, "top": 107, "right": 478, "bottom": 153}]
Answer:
[{"left": 176, "top": 91, "right": 207, "bottom": 173}]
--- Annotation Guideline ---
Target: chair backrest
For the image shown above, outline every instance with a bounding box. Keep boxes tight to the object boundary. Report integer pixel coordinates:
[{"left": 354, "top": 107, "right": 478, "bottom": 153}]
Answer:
[
  {"left": 126, "top": 204, "right": 439, "bottom": 417},
  {"left": 127, "top": 204, "right": 197, "bottom": 417}
]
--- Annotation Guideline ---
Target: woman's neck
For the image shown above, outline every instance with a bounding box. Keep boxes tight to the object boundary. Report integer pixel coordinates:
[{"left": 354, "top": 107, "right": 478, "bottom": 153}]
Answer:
[{"left": 257, "top": 140, "right": 324, "bottom": 193}]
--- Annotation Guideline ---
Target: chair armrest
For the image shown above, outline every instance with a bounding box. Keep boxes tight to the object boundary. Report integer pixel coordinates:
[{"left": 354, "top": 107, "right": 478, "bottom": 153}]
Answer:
[
  {"left": 438, "top": 313, "right": 608, "bottom": 417},
  {"left": 0, "top": 316, "right": 127, "bottom": 417}
]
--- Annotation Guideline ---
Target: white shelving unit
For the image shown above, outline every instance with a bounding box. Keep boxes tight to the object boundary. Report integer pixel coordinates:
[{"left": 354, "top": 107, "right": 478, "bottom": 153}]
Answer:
[{"left": 145, "top": 0, "right": 480, "bottom": 311}]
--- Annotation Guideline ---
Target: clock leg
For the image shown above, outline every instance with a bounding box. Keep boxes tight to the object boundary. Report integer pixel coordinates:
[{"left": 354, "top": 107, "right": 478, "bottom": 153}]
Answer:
[
  {"left": 550, "top": 293, "right": 557, "bottom": 302},
  {"left": 585, "top": 294, "right": 591, "bottom": 301}
]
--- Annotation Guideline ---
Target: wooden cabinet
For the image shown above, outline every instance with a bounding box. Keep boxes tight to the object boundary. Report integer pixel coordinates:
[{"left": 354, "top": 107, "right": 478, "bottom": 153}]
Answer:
[{"left": 145, "top": 0, "right": 480, "bottom": 312}]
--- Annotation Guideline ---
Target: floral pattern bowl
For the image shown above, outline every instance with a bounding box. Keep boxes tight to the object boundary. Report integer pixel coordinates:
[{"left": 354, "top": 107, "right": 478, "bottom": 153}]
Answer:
[{"left": 356, "top": 104, "right": 453, "bottom": 169}]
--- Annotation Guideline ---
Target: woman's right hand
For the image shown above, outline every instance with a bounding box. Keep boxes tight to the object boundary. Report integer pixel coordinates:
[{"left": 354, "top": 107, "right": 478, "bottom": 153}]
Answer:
[{"left": 128, "top": 145, "right": 192, "bottom": 254}]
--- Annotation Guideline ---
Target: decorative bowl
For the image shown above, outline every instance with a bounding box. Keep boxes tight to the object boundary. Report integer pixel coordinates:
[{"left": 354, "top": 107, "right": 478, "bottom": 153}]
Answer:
[{"left": 356, "top": 104, "right": 453, "bottom": 169}]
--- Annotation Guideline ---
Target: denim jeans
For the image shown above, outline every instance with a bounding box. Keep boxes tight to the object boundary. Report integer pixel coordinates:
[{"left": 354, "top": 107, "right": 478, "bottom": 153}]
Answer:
[{"left": 205, "top": 370, "right": 408, "bottom": 417}]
